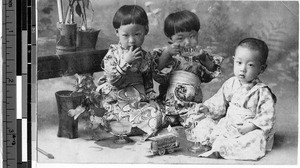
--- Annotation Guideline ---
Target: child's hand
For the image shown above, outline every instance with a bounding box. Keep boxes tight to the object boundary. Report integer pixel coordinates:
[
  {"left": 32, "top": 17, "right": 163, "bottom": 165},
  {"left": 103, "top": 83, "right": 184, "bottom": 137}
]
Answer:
[
  {"left": 193, "top": 50, "right": 217, "bottom": 71},
  {"left": 123, "top": 46, "right": 142, "bottom": 64},
  {"left": 236, "top": 122, "right": 257, "bottom": 135},
  {"left": 146, "top": 90, "right": 158, "bottom": 100},
  {"left": 165, "top": 43, "right": 181, "bottom": 56},
  {"left": 157, "top": 43, "right": 181, "bottom": 70},
  {"left": 195, "top": 103, "right": 209, "bottom": 114}
]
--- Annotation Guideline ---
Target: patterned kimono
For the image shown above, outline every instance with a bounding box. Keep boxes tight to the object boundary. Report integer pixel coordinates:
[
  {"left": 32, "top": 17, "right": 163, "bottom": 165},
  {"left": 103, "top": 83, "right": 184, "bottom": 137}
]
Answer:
[
  {"left": 98, "top": 44, "right": 162, "bottom": 135},
  {"left": 193, "top": 76, "right": 276, "bottom": 160},
  {"left": 152, "top": 46, "right": 223, "bottom": 126}
]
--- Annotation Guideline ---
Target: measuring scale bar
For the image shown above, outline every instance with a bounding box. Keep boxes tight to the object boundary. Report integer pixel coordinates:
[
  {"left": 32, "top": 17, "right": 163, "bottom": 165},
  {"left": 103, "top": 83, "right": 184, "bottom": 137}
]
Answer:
[
  {"left": 3, "top": 0, "right": 17, "bottom": 167},
  {"left": 3, "top": 0, "right": 34, "bottom": 168}
]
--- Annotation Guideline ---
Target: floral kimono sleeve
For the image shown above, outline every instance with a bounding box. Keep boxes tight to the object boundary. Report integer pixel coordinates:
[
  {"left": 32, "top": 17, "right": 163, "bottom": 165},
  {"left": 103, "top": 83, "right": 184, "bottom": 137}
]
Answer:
[
  {"left": 102, "top": 47, "right": 129, "bottom": 87},
  {"left": 151, "top": 48, "right": 177, "bottom": 85},
  {"left": 142, "top": 51, "right": 155, "bottom": 95},
  {"left": 250, "top": 87, "right": 276, "bottom": 134},
  {"left": 203, "top": 78, "right": 234, "bottom": 119},
  {"left": 199, "top": 54, "right": 223, "bottom": 83}
]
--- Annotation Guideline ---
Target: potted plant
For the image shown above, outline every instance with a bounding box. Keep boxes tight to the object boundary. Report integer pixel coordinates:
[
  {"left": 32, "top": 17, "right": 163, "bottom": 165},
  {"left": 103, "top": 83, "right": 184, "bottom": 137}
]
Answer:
[
  {"left": 65, "top": 74, "right": 108, "bottom": 139},
  {"left": 66, "top": 74, "right": 138, "bottom": 142},
  {"left": 57, "top": 0, "right": 100, "bottom": 52},
  {"left": 54, "top": 73, "right": 103, "bottom": 139},
  {"left": 56, "top": 0, "right": 77, "bottom": 54},
  {"left": 72, "top": 0, "right": 101, "bottom": 51}
]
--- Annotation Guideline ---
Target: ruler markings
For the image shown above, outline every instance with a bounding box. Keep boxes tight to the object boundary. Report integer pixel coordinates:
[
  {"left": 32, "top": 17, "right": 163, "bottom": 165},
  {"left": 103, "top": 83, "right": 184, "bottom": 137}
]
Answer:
[
  {"left": 3, "top": 0, "right": 19, "bottom": 168},
  {"left": 5, "top": 83, "right": 16, "bottom": 86}
]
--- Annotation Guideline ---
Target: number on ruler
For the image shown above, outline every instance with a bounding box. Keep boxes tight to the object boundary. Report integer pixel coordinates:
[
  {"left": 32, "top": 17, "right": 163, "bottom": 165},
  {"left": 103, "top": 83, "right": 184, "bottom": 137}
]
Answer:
[
  {"left": 8, "top": 129, "right": 16, "bottom": 145},
  {"left": 8, "top": 0, "right": 13, "bottom": 7},
  {"left": 7, "top": 78, "right": 14, "bottom": 83},
  {"left": 11, "top": 134, "right": 16, "bottom": 145}
]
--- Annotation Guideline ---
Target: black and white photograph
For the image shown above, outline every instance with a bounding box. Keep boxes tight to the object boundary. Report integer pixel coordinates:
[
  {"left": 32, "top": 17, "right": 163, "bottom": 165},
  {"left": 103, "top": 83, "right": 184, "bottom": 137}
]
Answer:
[{"left": 33, "top": 0, "right": 300, "bottom": 166}]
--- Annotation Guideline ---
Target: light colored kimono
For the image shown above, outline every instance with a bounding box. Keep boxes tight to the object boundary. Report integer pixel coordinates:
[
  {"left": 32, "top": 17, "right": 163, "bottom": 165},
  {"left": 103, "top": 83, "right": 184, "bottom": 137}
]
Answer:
[
  {"left": 193, "top": 76, "right": 276, "bottom": 160},
  {"left": 98, "top": 44, "right": 162, "bottom": 135}
]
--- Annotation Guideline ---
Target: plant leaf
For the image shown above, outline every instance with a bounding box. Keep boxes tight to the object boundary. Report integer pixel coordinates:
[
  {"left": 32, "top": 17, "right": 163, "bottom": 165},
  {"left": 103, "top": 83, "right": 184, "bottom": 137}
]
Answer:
[{"left": 75, "top": 3, "right": 82, "bottom": 17}]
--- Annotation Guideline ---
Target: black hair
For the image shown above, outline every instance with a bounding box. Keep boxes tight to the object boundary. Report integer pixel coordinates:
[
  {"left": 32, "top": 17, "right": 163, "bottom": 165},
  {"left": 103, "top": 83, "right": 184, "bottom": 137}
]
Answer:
[
  {"left": 237, "top": 38, "right": 269, "bottom": 65},
  {"left": 164, "top": 10, "right": 200, "bottom": 38},
  {"left": 113, "top": 5, "right": 148, "bottom": 29}
]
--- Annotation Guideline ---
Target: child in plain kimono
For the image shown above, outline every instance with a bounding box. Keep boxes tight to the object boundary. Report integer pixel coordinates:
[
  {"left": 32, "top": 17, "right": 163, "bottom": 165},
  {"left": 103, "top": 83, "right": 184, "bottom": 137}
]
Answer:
[
  {"left": 193, "top": 38, "right": 277, "bottom": 160},
  {"left": 98, "top": 5, "right": 162, "bottom": 137},
  {"left": 152, "top": 10, "right": 223, "bottom": 127}
]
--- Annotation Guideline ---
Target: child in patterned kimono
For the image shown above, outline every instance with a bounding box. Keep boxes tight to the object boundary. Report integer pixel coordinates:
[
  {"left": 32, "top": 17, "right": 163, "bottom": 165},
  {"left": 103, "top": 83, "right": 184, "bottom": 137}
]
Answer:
[
  {"left": 193, "top": 38, "right": 277, "bottom": 160},
  {"left": 97, "top": 5, "right": 162, "bottom": 137},
  {"left": 152, "top": 10, "right": 223, "bottom": 127}
]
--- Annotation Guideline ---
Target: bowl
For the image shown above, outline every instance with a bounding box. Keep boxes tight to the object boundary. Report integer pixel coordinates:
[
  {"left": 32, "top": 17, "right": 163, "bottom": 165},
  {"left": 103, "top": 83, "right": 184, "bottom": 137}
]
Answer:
[
  {"left": 185, "top": 128, "right": 201, "bottom": 143},
  {"left": 110, "top": 120, "right": 132, "bottom": 135}
]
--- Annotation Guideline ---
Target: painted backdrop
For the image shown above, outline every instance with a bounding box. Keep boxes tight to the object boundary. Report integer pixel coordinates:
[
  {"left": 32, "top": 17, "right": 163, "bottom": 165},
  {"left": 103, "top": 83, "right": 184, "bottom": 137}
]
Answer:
[{"left": 36, "top": 0, "right": 298, "bottom": 164}]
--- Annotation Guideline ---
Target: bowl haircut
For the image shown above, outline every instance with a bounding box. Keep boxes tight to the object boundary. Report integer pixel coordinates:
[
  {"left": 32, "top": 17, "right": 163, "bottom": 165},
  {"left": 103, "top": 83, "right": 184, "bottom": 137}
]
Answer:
[
  {"left": 237, "top": 38, "right": 269, "bottom": 65},
  {"left": 113, "top": 5, "right": 149, "bottom": 29},
  {"left": 164, "top": 10, "right": 200, "bottom": 38}
]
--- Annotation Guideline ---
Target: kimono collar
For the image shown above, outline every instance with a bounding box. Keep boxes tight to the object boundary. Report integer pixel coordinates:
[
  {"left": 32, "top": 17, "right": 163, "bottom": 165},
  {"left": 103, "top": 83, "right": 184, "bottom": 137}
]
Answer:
[{"left": 237, "top": 77, "right": 262, "bottom": 91}]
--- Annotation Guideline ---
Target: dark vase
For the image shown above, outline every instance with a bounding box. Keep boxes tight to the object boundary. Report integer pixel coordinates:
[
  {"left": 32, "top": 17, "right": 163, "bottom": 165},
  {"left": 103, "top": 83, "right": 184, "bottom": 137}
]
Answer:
[
  {"left": 56, "top": 22, "right": 77, "bottom": 54},
  {"left": 55, "top": 90, "right": 83, "bottom": 139},
  {"left": 76, "top": 28, "right": 100, "bottom": 51}
]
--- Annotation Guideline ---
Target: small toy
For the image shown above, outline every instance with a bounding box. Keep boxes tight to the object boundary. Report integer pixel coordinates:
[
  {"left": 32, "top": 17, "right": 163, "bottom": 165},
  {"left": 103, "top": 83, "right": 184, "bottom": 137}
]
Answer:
[{"left": 148, "top": 133, "right": 180, "bottom": 156}]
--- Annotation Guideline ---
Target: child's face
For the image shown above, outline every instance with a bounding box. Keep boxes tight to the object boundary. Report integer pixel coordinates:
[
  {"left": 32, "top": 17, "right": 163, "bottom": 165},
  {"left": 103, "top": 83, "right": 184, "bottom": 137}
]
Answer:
[
  {"left": 233, "top": 46, "right": 265, "bottom": 84},
  {"left": 115, "top": 23, "right": 147, "bottom": 49},
  {"left": 170, "top": 30, "right": 198, "bottom": 48}
]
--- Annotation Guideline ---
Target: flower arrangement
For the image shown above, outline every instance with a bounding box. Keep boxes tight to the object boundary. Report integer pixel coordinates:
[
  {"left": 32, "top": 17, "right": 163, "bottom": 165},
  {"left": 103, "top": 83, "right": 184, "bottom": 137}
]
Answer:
[
  {"left": 67, "top": 74, "right": 107, "bottom": 131},
  {"left": 67, "top": 74, "right": 135, "bottom": 141}
]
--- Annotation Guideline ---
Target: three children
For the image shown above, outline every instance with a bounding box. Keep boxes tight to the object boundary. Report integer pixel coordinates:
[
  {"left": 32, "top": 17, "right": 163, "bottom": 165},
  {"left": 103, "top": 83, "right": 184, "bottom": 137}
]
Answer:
[{"left": 98, "top": 4, "right": 276, "bottom": 161}]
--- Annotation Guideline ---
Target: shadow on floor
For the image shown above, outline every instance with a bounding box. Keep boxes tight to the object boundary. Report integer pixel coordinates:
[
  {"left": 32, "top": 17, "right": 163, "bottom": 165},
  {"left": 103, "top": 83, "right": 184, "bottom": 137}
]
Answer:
[
  {"left": 273, "top": 133, "right": 285, "bottom": 149},
  {"left": 94, "top": 136, "right": 137, "bottom": 149}
]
